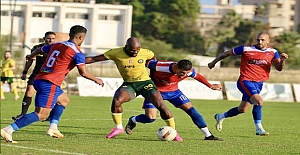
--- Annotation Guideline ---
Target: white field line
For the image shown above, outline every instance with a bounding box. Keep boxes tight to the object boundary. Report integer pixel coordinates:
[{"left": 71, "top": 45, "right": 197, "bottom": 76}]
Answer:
[{"left": 1, "top": 143, "right": 88, "bottom": 155}]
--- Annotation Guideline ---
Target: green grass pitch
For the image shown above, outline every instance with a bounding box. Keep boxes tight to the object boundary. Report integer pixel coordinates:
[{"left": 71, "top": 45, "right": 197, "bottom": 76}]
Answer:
[{"left": 1, "top": 94, "right": 300, "bottom": 155}]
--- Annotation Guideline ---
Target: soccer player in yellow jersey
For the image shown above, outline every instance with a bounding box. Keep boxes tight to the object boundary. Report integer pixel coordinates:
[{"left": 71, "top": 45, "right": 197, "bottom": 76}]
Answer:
[
  {"left": 86, "top": 37, "right": 183, "bottom": 141},
  {"left": 1, "top": 51, "right": 20, "bottom": 100}
]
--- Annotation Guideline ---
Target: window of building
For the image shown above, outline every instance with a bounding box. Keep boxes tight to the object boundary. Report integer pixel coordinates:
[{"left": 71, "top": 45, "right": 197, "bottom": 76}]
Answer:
[
  {"left": 45, "top": 12, "right": 57, "bottom": 18},
  {"left": 277, "top": 4, "right": 282, "bottom": 8},
  {"left": 99, "top": 15, "right": 108, "bottom": 20},
  {"left": 32, "top": 12, "right": 43, "bottom": 17},
  {"left": 291, "top": 5, "right": 295, "bottom": 10},
  {"left": 73, "top": 0, "right": 86, "bottom": 2},
  {"left": 14, "top": 11, "right": 23, "bottom": 17},
  {"left": 78, "top": 13, "right": 89, "bottom": 19},
  {"left": 290, "top": 16, "right": 294, "bottom": 21},
  {"left": 66, "top": 13, "right": 76, "bottom": 19},
  {"left": 1, "top": 11, "right": 9, "bottom": 16},
  {"left": 111, "top": 15, "right": 121, "bottom": 21},
  {"left": 98, "top": 14, "right": 121, "bottom": 21}
]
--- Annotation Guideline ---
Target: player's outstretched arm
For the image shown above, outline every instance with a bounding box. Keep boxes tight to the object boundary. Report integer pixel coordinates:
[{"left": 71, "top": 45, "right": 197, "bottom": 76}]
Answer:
[
  {"left": 273, "top": 53, "right": 288, "bottom": 71},
  {"left": 77, "top": 65, "right": 104, "bottom": 86},
  {"left": 85, "top": 54, "right": 108, "bottom": 64},
  {"left": 208, "top": 50, "right": 233, "bottom": 69},
  {"left": 193, "top": 73, "right": 222, "bottom": 90},
  {"left": 21, "top": 58, "right": 33, "bottom": 80}
]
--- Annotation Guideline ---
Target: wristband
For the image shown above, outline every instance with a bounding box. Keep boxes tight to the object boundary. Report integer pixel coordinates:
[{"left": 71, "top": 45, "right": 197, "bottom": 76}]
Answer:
[{"left": 22, "top": 70, "right": 28, "bottom": 74}]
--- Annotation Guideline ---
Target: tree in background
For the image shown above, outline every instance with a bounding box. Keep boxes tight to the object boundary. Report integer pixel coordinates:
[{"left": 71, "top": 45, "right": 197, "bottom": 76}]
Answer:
[
  {"left": 96, "top": 0, "right": 203, "bottom": 54},
  {"left": 273, "top": 31, "right": 300, "bottom": 69},
  {"left": 206, "top": 11, "right": 265, "bottom": 67}
]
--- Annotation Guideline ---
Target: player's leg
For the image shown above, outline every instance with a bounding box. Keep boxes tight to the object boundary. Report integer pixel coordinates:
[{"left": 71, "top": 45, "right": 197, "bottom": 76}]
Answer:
[
  {"left": 125, "top": 101, "right": 157, "bottom": 135},
  {"left": 0, "top": 77, "right": 6, "bottom": 99},
  {"left": 138, "top": 81, "right": 182, "bottom": 141},
  {"left": 106, "top": 83, "right": 134, "bottom": 138},
  {"left": 139, "top": 83, "right": 173, "bottom": 127},
  {"left": 12, "top": 77, "right": 36, "bottom": 121},
  {"left": 1, "top": 80, "right": 56, "bottom": 143},
  {"left": 248, "top": 82, "right": 268, "bottom": 136},
  {"left": 46, "top": 93, "right": 68, "bottom": 138},
  {"left": 8, "top": 77, "right": 19, "bottom": 100},
  {"left": 214, "top": 80, "right": 255, "bottom": 131},
  {"left": 167, "top": 90, "right": 222, "bottom": 141}
]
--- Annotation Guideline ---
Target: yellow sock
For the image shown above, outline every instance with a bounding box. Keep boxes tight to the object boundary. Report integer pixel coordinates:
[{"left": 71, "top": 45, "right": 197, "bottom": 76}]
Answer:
[
  {"left": 164, "top": 117, "right": 176, "bottom": 129},
  {"left": 0, "top": 85, "right": 4, "bottom": 98},
  {"left": 112, "top": 113, "right": 123, "bottom": 128},
  {"left": 11, "top": 83, "right": 19, "bottom": 97},
  {"left": 12, "top": 88, "right": 19, "bottom": 97}
]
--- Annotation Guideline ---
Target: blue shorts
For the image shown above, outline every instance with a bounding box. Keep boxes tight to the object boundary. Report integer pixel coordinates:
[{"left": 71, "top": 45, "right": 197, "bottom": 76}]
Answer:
[
  {"left": 33, "top": 79, "right": 63, "bottom": 109},
  {"left": 237, "top": 80, "right": 263, "bottom": 104},
  {"left": 143, "top": 89, "right": 190, "bottom": 109}
]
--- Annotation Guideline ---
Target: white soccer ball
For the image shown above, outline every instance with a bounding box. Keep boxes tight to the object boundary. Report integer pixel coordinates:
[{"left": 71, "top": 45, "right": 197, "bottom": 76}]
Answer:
[{"left": 156, "top": 126, "right": 177, "bottom": 141}]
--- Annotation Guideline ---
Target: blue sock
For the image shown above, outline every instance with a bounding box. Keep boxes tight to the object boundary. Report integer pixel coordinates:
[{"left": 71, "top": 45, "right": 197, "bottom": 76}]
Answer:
[
  {"left": 12, "top": 112, "right": 39, "bottom": 130},
  {"left": 186, "top": 107, "right": 207, "bottom": 128},
  {"left": 50, "top": 104, "right": 65, "bottom": 125},
  {"left": 225, "top": 107, "right": 242, "bottom": 118},
  {"left": 252, "top": 105, "right": 262, "bottom": 124},
  {"left": 135, "top": 114, "right": 155, "bottom": 123}
]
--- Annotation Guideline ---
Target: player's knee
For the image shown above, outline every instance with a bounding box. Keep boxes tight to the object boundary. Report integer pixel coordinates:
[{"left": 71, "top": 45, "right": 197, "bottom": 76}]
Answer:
[
  {"left": 112, "top": 98, "right": 123, "bottom": 107},
  {"left": 257, "top": 100, "right": 264, "bottom": 106},
  {"left": 25, "top": 89, "right": 35, "bottom": 97}
]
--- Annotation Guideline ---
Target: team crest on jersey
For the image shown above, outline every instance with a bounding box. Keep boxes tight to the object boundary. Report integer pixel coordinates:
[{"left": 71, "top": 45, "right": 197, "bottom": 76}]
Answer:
[
  {"left": 138, "top": 59, "right": 143, "bottom": 63},
  {"left": 129, "top": 60, "right": 132, "bottom": 63}
]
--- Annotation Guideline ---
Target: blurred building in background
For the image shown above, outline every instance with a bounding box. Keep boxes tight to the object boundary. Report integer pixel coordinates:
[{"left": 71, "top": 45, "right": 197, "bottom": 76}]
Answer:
[
  {"left": 239, "top": 0, "right": 300, "bottom": 36},
  {"left": 198, "top": 0, "right": 256, "bottom": 36},
  {"left": 1, "top": 1, "right": 132, "bottom": 56},
  {"left": 199, "top": 0, "right": 300, "bottom": 36}
]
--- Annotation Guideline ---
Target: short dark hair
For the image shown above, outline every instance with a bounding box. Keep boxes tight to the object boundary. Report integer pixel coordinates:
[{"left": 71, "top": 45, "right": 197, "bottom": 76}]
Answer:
[
  {"left": 69, "top": 25, "right": 87, "bottom": 38},
  {"left": 44, "top": 31, "right": 56, "bottom": 37},
  {"left": 177, "top": 59, "right": 192, "bottom": 70}
]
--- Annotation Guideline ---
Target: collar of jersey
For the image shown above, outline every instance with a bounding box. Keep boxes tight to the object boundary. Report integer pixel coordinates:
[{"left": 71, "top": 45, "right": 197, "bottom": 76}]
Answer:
[
  {"left": 123, "top": 47, "right": 131, "bottom": 57},
  {"left": 67, "top": 40, "right": 76, "bottom": 44}
]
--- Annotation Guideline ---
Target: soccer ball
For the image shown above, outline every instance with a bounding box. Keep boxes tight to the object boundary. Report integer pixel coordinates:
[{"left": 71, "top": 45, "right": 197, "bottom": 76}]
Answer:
[{"left": 156, "top": 126, "right": 177, "bottom": 141}]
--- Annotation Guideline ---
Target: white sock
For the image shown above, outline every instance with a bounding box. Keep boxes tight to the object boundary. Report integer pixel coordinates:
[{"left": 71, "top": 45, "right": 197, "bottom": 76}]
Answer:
[
  {"left": 116, "top": 124, "right": 123, "bottom": 129},
  {"left": 4, "top": 125, "right": 15, "bottom": 134},
  {"left": 49, "top": 123, "right": 58, "bottom": 130},
  {"left": 131, "top": 116, "right": 137, "bottom": 123},
  {"left": 255, "top": 123, "right": 264, "bottom": 131},
  {"left": 200, "top": 127, "right": 212, "bottom": 137}
]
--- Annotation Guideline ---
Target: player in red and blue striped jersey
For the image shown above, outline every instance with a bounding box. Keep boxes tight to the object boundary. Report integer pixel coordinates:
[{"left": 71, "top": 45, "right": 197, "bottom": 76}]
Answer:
[
  {"left": 1, "top": 25, "right": 104, "bottom": 143},
  {"left": 208, "top": 32, "right": 288, "bottom": 136},
  {"left": 125, "top": 59, "right": 223, "bottom": 141}
]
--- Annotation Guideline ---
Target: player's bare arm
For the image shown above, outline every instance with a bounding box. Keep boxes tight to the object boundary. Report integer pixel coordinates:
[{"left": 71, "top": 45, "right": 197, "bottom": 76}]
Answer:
[
  {"left": 77, "top": 65, "right": 104, "bottom": 86},
  {"left": 208, "top": 50, "right": 234, "bottom": 69},
  {"left": 26, "top": 48, "right": 42, "bottom": 61},
  {"left": 193, "top": 73, "right": 222, "bottom": 90},
  {"left": 21, "top": 59, "right": 34, "bottom": 80},
  {"left": 85, "top": 54, "right": 108, "bottom": 64},
  {"left": 273, "top": 53, "right": 288, "bottom": 71}
]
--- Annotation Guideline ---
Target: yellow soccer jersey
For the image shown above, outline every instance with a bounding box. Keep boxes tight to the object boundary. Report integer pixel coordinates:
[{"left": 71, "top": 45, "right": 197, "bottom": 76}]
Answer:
[
  {"left": 104, "top": 47, "right": 154, "bottom": 82},
  {"left": 1, "top": 58, "right": 15, "bottom": 77}
]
